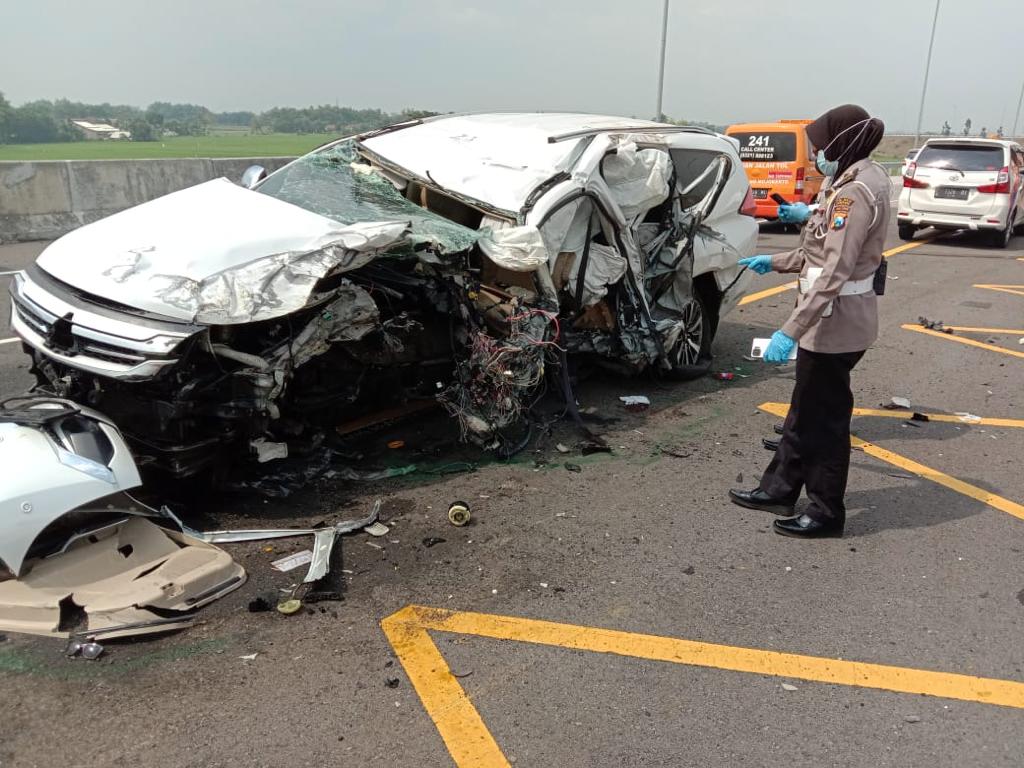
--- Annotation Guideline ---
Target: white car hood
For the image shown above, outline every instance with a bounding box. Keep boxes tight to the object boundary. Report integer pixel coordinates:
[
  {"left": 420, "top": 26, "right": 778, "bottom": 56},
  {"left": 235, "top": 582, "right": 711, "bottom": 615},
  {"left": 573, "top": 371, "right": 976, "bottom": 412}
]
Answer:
[{"left": 36, "top": 179, "right": 410, "bottom": 324}]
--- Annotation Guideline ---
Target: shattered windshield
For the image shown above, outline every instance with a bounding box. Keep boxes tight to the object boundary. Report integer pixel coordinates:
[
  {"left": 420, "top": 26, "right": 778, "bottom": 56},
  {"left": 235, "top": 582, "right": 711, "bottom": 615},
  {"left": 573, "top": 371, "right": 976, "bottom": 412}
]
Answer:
[{"left": 256, "top": 140, "right": 480, "bottom": 254}]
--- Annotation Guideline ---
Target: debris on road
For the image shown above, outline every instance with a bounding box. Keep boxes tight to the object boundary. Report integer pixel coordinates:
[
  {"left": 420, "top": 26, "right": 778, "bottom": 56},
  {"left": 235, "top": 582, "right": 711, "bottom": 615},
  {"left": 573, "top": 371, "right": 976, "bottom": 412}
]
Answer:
[
  {"left": 910, "top": 412, "right": 930, "bottom": 422},
  {"left": 780, "top": 683, "right": 798, "bottom": 692},
  {"left": 160, "top": 499, "right": 382, "bottom": 544},
  {"left": 886, "top": 396, "right": 912, "bottom": 410},
  {"left": 248, "top": 597, "right": 273, "bottom": 613},
  {"left": 271, "top": 550, "right": 315, "bottom": 572},
  {"left": 364, "top": 521, "right": 390, "bottom": 537},
  {"left": 918, "top": 316, "right": 953, "bottom": 334},
  {"left": 955, "top": 412, "right": 982, "bottom": 424},
  {"left": 422, "top": 537, "right": 446, "bottom": 548},
  {"left": 619, "top": 395, "right": 651, "bottom": 412},
  {"left": 712, "top": 372, "right": 735, "bottom": 381},
  {"left": 564, "top": 462, "right": 582, "bottom": 473},
  {"left": 555, "top": 443, "right": 571, "bottom": 454},
  {"left": 65, "top": 638, "right": 105, "bottom": 660},
  {"left": 0, "top": 398, "right": 246, "bottom": 641},
  {"left": 447, "top": 502, "right": 472, "bottom": 527}
]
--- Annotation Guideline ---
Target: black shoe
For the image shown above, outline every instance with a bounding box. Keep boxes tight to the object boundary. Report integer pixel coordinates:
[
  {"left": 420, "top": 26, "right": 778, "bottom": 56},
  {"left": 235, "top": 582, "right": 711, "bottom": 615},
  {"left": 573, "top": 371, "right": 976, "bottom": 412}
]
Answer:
[
  {"left": 773, "top": 514, "right": 843, "bottom": 538},
  {"left": 762, "top": 438, "right": 779, "bottom": 452},
  {"left": 728, "top": 488, "right": 795, "bottom": 516},
  {"left": 774, "top": 423, "right": 785, "bottom": 435}
]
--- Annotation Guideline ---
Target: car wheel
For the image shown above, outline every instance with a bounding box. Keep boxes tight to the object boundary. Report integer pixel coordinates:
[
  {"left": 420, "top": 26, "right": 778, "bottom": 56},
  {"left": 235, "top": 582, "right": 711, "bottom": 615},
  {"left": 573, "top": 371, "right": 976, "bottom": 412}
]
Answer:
[
  {"left": 989, "top": 214, "right": 1013, "bottom": 249},
  {"left": 661, "top": 290, "right": 712, "bottom": 381},
  {"left": 897, "top": 224, "right": 917, "bottom": 241}
]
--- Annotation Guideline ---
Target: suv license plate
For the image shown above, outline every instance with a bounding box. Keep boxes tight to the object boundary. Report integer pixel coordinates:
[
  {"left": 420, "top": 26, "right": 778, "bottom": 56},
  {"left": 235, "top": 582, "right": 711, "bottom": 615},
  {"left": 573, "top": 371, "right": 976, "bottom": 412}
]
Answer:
[
  {"left": 753, "top": 189, "right": 768, "bottom": 199},
  {"left": 936, "top": 187, "right": 969, "bottom": 200}
]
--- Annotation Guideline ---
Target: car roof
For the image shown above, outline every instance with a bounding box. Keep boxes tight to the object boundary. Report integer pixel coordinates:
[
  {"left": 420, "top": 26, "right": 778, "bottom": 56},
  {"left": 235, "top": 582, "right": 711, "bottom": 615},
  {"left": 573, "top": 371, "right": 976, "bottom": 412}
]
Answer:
[
  {"left": 359, "top": 112, "right": 708, "bottom": 213},
  {"left": 725, "top": 122, "right": 807, "bottom": 133},
  {"left": 922, "top": 137, "right": 1018, "bottom": 149}
]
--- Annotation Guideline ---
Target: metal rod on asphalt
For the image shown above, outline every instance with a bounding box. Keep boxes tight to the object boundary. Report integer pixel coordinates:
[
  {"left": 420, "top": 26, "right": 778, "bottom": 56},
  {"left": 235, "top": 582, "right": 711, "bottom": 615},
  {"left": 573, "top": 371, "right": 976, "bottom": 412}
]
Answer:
[
  {"left": 1012, "top": 78, "right": 1024, "bottom": 140},
  {"left": 914, "top": 0, "right": 941, "bottom": 146},
  {"left": 655, "top": 0, "right": 669, "bottom": 122}
]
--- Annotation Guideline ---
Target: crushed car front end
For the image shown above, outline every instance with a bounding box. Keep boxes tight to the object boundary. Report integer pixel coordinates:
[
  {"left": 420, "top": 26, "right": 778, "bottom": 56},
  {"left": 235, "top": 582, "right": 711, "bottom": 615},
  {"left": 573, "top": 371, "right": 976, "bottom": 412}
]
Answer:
[{"left": 9, "top": 114, "right": 755, "bottom": 482}]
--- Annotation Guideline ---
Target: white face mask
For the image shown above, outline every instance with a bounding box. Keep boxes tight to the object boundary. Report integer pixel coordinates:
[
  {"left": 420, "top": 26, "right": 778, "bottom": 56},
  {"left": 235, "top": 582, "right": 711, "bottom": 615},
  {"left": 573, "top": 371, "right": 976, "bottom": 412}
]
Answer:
[
  {"left": 819, "top": 118, "right": 873, "bottom": 173},
  {"left": 816, "top": 150, "right": 839, "bottom": 177}
]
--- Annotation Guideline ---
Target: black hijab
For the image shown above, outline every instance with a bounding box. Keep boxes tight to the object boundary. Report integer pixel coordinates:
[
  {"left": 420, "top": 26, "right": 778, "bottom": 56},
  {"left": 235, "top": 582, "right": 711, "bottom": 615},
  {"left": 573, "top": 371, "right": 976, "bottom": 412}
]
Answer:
[{"left": 805, "top": 104, "right": 885, "bottom": 176}]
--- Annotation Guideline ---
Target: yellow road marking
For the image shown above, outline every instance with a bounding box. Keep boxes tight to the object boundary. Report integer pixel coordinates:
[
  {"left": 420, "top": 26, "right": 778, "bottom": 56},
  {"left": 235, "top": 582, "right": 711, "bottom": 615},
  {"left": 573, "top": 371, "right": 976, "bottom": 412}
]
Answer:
[
  {"left": 759, "top": 401, "right": 1024, "bottom": 429},
  {"left": 902, "top": 324, "right": 1024, "bottom": 359},
  {"left": 758, "top": 403, "right": 1024, "bottom": 521},
  {"left": 738, "top": 280, "right": 798, "bottom": 305},
  {"left": 850, "top": 436, "right": 1024, "bottom": 521},
  {"left": 739, "top": 238, "right": 931, "bottom": 306},
  {"left": 383, "top": 605, "right": 1024, "bottom": 766},
  {"left": 881, "top": 238, "right": 935, "bottom": 258},
  {"left": 381, "top": 609, "right": 509, "bottom": 767},
  {"left": 974, "top": 284, "right": 1024, "bottom": 298},
  {"left": 945, "top": 326, "right": 1024, "bottom": 335}
]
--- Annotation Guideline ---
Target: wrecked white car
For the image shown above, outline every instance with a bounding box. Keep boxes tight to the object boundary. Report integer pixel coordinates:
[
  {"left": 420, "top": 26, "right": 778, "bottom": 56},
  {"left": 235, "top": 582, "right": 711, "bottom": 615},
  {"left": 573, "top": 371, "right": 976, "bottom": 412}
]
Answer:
[{"left": 9, "top": 114, "right": 757, "bottom": 478}]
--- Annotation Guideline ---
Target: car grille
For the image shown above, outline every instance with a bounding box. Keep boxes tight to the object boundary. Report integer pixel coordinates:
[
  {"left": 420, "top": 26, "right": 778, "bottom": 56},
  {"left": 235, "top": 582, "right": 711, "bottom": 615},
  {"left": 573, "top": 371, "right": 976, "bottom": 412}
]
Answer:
[{"left": 12, "top": 292, "right": 148, "bottom": 365}]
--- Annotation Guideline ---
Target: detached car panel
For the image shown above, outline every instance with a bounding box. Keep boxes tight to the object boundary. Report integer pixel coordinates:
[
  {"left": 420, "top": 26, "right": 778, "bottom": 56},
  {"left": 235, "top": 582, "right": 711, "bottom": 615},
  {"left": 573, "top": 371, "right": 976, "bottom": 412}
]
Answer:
[{"left": 10, "top": 113, "right": 757, "bottom": 478}]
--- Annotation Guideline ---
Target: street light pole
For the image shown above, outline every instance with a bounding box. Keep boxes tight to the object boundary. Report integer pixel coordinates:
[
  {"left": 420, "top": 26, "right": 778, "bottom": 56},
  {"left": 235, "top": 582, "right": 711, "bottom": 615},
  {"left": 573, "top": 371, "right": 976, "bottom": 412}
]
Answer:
[
  {"left": 1012, "top": 78, "right": 1024, "bottom": 140},
  {"left": 655, "top": 0, "right": 669, "bottom": 122},
  {"left": 914, "top": 0, "right": 941, "bottom": 146}
]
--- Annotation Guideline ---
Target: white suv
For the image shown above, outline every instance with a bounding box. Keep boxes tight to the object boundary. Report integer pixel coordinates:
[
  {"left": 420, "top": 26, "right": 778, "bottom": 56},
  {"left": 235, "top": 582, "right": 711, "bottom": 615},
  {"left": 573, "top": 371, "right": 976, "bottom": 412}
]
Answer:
[{"left": 897, "top": 138, "right": 1024, "bottom": 248}]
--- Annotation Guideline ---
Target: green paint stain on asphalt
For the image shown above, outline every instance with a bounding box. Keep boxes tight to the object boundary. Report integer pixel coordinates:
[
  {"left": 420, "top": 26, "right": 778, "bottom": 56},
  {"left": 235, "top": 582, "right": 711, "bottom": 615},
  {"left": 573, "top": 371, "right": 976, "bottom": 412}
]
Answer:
[{"left": 0, "top": 637, "right": 229, "bottom": 680}]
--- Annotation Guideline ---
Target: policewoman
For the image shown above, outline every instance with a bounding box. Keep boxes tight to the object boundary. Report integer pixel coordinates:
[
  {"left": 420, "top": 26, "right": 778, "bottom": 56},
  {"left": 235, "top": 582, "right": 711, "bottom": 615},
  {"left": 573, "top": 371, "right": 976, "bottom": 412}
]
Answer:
[{"left": 730, "top": 104, "right": 891, "bottom": 538}]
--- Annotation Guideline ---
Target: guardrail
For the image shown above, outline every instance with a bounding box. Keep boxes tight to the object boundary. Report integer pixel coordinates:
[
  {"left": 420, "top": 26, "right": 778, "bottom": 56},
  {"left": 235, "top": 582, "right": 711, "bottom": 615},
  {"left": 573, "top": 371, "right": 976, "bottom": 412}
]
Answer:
[
  {"left": 0, "top": 156, "right": 295, "bottom": 243},
  {"left": 878, "top": 161, "right": 904, "bottom": 177}
]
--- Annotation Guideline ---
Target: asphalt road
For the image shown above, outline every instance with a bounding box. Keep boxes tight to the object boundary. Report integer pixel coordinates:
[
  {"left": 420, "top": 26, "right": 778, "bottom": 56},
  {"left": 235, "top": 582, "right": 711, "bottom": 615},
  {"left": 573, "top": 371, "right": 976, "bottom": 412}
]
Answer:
[{"left": 1, "top": 216, "right": 1023, "bottom": 768}]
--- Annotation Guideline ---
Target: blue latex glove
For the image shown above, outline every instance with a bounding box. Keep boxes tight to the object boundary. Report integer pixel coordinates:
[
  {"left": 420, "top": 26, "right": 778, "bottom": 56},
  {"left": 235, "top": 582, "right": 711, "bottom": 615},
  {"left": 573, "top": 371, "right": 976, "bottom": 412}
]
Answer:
[
  {"left": 778, "top": 202, "right": 810, "bottom": 224},
  {"left": 738, "top": 255, "right": 773, "bottom": 275},
  {"left": 763, "top": 330, "right": 796, "bottom": 364}
]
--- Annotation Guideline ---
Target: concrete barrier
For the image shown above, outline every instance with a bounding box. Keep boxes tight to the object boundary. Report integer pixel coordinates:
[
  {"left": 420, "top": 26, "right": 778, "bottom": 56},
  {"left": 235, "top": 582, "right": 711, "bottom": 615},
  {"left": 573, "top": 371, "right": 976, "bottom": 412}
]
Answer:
[{"left": 0, "top": 157, "right": 295, "bottom": 243}]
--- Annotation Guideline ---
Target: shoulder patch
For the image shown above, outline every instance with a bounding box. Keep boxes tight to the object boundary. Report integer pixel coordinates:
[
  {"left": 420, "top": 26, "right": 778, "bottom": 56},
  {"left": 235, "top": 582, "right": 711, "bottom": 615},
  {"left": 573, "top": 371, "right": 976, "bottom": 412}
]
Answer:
[
  {"left": 833, "top": 196, "right": 855, "bottom": 217},
  {"left": 832, "top": 215, "right": 846, "bottom": 231}
]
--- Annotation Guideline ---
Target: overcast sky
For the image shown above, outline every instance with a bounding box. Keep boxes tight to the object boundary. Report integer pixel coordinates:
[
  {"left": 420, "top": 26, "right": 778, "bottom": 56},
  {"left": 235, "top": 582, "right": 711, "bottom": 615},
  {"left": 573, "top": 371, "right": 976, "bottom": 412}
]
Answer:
[{"left": 3, "top": 0, "right": 1022, "bottom": 132}]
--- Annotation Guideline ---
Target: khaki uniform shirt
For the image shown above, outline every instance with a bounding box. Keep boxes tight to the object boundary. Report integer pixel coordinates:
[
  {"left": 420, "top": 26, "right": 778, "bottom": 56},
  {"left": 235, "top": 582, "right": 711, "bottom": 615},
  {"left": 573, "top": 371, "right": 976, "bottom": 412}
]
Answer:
[{"left": 771, "top": 158, "right": 892, "bottom": 353}]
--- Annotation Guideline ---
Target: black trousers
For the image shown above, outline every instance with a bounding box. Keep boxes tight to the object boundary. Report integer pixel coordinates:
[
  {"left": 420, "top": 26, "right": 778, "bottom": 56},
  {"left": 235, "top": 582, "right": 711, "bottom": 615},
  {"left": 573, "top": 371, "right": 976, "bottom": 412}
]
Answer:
[{"left": 759, "top": 347, "right": 865, "bottom": 525}]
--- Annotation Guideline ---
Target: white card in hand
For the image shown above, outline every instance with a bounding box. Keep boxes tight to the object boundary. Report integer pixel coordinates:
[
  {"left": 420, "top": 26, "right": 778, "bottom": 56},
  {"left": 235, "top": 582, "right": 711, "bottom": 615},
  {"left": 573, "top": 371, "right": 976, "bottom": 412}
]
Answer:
[{"left": 751, "top": 337, "right": 797, "bottom": 360}]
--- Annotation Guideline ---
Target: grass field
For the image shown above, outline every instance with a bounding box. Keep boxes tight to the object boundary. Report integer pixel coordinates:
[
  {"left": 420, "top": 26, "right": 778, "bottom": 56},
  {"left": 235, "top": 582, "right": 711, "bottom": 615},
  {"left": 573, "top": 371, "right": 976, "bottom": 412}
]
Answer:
[{"left": 0, "top": 133, "right": 329, "bottom": 161}]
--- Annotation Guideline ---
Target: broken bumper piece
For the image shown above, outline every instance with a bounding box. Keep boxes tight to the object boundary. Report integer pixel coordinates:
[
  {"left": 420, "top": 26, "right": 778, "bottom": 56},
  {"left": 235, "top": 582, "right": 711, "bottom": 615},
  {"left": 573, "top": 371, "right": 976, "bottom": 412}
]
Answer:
[
  {"left": 0, "top": 397, "right": 246, "bottom": 640},
  {"left": 0, "top": 517, "right": 246, "bottom": 639}
]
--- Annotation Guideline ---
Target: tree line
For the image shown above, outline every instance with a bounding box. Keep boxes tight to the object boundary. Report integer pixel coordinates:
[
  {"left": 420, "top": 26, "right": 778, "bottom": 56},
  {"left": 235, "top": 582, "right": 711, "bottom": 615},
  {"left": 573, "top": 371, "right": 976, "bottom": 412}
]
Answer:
[{"left": 0, "top": 93, "right": 440, "bottom": 144}]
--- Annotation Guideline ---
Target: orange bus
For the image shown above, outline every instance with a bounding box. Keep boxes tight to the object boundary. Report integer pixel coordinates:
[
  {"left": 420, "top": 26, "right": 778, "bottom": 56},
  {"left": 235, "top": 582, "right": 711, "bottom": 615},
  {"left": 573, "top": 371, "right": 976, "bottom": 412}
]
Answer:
[{"left": 725, "top": 120, "right": 825, "bottom": 220}]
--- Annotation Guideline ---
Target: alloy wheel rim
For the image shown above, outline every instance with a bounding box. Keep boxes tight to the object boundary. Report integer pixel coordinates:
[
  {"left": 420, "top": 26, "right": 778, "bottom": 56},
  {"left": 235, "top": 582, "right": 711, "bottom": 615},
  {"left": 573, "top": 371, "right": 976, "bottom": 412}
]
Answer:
[{"left": 667, "top": 300, "right": 704, "bottom": 368}]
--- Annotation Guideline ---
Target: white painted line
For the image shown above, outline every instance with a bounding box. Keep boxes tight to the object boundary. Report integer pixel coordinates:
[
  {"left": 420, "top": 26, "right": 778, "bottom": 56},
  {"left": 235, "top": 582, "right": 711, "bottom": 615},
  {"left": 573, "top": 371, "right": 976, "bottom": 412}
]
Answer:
[
  {"left": 0, "top": 271, "right": 21, "bottom": 277},
  {"left": 0, "top": 338, "right": 19, "bottom": 346}
]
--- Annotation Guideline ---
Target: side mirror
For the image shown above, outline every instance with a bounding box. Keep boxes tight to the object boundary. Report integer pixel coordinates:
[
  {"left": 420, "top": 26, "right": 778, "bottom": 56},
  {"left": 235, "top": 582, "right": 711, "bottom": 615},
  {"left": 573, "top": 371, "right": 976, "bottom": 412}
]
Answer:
[{"left": 241, "top": 165, "right": 267, "bottom": 190}]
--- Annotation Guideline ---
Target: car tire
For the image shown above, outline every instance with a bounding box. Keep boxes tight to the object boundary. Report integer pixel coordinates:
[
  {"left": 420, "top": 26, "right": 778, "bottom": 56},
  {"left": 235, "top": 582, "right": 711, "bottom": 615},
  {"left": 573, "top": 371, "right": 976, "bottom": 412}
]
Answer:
[
  {"left": 897, "top": 224, "right": 917, "bottom": 241},
  {"left": 663, "top": 288, "right": 713, "bottom": 381},
  {"left": 989, "top": 213, "right": 1014, "bottom": 249}
]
